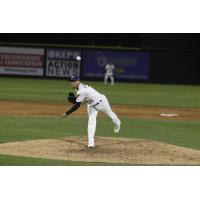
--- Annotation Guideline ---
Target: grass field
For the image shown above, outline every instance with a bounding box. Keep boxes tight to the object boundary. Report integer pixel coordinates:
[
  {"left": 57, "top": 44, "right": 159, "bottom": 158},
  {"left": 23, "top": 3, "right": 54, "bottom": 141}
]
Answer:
[
  {"left": 0, "top": 77, "right": 200, "bottom": 165},
  {"left": 1, "top": 77, "right": 200, "bottom": 108}
]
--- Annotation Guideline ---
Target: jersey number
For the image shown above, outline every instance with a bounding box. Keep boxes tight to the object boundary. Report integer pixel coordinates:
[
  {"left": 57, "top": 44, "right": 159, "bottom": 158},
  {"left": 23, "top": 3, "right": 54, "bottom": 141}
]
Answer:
[{"left": 87, "top": 99, "right": 93, "bottom": 104}]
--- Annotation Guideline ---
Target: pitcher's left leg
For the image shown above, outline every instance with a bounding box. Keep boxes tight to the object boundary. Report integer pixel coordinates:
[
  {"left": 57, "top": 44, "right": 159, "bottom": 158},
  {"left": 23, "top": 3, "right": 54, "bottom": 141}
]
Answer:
[{"left": 87, "top": 105, "right": 98, "bottom": 147}]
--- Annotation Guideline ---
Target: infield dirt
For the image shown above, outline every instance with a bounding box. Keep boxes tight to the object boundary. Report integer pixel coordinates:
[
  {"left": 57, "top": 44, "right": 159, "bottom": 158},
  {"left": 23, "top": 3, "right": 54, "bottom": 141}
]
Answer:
[
  {"left": 1, "top": 101, "right": 200, "bottom": 120},
  {"left": 0, "top": 136, "right": 200, "bottom": 165}
]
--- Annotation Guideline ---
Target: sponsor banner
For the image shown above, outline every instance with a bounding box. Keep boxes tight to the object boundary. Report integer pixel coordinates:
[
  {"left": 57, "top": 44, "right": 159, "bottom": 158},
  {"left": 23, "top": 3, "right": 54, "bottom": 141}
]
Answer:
[
  {"left": 46, "top": 49, "right": 81, "bottom": 77},
  {"left": 82, "top": 50, "right": 150, "bottom": 80},
  {"left": 0, "top": 46, "right": 44, "bottom": 76}
]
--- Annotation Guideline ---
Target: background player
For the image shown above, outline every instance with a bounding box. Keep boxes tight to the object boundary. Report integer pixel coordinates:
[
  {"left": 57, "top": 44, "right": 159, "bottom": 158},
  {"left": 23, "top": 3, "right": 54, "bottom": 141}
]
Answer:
[
  {"left": 63, "top": 75, "right": 121, "bottom": 148},
  {"left": 104, "top": 62, "right": 115, "bottom": 85}
]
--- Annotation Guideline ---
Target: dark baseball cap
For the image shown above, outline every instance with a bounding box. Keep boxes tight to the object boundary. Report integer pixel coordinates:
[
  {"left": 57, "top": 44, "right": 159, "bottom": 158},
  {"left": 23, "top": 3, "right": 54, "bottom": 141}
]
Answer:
[{"left": 70, "top": 75, "right": 80, "bottom": 82}]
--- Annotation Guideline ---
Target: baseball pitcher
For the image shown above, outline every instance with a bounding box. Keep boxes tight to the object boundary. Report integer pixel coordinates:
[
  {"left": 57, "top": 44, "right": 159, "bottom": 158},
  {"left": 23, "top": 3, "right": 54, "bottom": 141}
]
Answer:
[
  {"left": 104, "top": 62, "right": 115, "bottom": 85},
  {"left": 63, "top": 75, "right": 121, "bottom": 148}
]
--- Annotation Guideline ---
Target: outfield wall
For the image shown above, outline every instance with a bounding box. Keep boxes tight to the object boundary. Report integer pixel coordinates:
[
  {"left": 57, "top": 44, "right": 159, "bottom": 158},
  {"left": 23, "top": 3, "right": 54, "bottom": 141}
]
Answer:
[
  {"left": 0, "top": 43, "right": 199, "bottom": 84},
  {"left": 0, "top": 44, "right": 150, "bottom": 82},
  {"left": 149, "top": 50, "right": 200, "bottom": 84}
]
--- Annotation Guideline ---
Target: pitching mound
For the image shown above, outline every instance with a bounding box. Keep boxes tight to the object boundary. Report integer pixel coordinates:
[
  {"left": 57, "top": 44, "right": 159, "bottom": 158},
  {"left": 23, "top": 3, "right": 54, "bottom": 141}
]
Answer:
[{"left": 0, "top": 136, "right": 200, "bottom": 165}]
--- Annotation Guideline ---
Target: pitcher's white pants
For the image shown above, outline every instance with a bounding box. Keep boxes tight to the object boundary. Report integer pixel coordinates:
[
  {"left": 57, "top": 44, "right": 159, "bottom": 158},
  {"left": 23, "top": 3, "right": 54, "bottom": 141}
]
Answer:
[{"left": 87, "top": 95, "right": 120, "bottom": 144}]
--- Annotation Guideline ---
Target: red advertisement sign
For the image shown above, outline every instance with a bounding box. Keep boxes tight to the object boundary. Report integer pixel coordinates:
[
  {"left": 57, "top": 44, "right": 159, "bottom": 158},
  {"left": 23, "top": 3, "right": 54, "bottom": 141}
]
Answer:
[{"left": 0, "top": 46, "right": 45, "bottom": 76}]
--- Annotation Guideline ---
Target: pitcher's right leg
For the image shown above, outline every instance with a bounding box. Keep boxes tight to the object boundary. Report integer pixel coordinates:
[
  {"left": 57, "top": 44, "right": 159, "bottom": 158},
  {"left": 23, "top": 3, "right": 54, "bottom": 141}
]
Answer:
[{"left": 101, "top": 96, "right": 121, "bottom": 133}]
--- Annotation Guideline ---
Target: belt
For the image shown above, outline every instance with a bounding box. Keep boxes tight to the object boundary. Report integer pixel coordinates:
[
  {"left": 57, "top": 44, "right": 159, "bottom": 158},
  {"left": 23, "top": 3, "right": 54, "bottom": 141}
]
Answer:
[{"left": 91, "top": 100, "right": 102, "bottom": 108}]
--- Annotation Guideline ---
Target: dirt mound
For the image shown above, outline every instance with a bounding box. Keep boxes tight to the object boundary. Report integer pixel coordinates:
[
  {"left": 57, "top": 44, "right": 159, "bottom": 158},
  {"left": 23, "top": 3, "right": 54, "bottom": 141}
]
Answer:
[{"left": 0, "top": 136, "right": 200, "bottom": 165}]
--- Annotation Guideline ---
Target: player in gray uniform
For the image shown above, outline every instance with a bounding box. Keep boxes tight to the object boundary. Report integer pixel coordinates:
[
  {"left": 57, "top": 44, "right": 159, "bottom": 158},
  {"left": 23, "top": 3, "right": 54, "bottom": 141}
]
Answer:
[
  {"left": 63, "top": 75, "right": 121, "bottom": 148},
  {"left": 104, "top": 62, "right": 115, "bottom": 85}
]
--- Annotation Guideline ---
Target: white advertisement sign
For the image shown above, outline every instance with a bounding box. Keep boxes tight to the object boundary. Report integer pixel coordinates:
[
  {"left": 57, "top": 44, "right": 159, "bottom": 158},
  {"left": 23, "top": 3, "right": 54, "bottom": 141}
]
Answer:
[{"left": 46, "top": 49, "right": 81, "bottom": 77}]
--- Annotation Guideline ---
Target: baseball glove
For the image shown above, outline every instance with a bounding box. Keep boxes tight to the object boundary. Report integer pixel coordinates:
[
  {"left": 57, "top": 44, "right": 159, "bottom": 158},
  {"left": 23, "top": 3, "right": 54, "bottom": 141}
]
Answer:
[{"left": 68, "top": 92, "right": 77, "bottom": 104}]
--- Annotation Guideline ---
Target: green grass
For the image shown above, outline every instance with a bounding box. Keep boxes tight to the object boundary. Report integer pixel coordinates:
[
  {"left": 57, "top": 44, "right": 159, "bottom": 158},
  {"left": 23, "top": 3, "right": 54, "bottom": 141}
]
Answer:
[
  {"left": 0, "top": 116, "right": 200, "bottom": 150},
  {"left": 0, "top": 154, "right": 133, "bottom": 166},
  {"left": 0, "top": 116, "right": 88, "bottom": 143},
  {"left": 0, "top": 77, "right": 200, "bottom": 165},
  {"left": 1, "top": 77, "right": 200, "bottom": 108},
  {"left": 1, "top": 115, "right": 200, "bottom": 165}
]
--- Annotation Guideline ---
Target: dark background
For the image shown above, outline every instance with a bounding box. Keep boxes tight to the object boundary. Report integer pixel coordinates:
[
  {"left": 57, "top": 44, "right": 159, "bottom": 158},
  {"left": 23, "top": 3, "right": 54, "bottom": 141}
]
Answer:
[
  {"left": 0, "top": 33, "right": 200, "bottom": 84},
  {"left": 1, "top": 33, "right": 200, "bottom": 51},
  {"left": 0, "top": 33, "right": 141, "bottom": 47}
]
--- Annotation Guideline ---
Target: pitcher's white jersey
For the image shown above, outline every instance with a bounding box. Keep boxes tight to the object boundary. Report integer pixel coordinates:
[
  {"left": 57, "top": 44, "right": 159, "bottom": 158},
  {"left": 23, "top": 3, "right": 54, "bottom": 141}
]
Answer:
[
  {"left": 105, "top": 63, "right": 115, "bottom": 76},
  {"left": 76, "top": 83, "right": 103, "bottom": 106}
]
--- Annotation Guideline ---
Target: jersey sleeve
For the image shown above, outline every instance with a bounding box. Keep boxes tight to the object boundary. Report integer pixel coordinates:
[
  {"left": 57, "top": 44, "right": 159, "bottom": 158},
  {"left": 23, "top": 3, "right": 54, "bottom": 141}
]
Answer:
[{"left": 76, "top": 91, "right": 85, "bottom": 102}]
